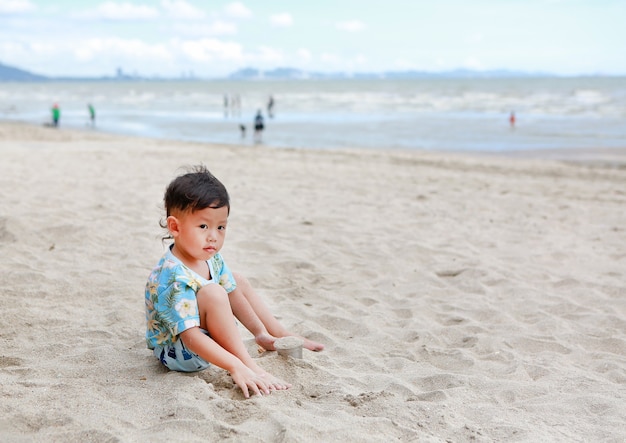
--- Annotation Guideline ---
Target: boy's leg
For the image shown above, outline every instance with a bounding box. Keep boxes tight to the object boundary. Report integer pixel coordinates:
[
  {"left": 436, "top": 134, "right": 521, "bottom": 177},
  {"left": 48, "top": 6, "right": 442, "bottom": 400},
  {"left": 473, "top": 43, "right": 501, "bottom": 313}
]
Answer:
[
  {"left": 228, "top": 285, "right": 278, "bottom": 351},
  {"left": 231, "top": 272, "right": 290, "bottom": 337},
  {"left": 232, "top": 272, "right": 325, "bottom": 351},
  {"left": 196, "top": 284, "right": 266, "bottom": 370},
  {"left": 194, "top": 284, "right": 290, "bottom": 391}
]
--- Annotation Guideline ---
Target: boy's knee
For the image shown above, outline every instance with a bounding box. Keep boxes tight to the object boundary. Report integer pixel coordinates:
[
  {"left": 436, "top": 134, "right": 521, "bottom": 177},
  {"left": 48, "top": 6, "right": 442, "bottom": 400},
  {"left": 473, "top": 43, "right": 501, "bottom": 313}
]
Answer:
[{"left": 196, "top": 284, "right": 228, "bottom": 305}]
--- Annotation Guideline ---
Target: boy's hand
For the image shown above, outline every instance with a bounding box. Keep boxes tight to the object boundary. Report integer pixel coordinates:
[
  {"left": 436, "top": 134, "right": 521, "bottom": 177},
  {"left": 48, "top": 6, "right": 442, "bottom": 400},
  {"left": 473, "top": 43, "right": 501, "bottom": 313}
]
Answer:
[
  {"left": 258, "top": 372, "right": 292, "bottom": 391},
  {"left": 230, "top": 366, "right": 271, "bottom": 398}
]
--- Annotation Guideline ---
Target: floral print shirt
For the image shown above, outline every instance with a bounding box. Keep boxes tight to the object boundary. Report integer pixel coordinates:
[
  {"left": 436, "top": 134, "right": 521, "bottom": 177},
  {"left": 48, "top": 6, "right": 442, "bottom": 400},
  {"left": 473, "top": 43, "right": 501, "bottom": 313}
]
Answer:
[{"left": 145, "top": 246, "right": 236, "bottom": 350}]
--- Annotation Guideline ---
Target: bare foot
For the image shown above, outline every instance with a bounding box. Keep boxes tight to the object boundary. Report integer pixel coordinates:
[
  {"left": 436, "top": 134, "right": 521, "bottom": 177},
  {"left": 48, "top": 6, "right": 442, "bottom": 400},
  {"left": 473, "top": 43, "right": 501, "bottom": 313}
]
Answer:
[
  {"left": 302, "top": 337, "right": 324, "bottom": 352},
  {"left": 259, "top": 331, "right": 324, "bottom": 352},
  {"left": 276, "top": 333, "right": 324, "bottom": 352},
  {"left": 255, "top": 332, "right": 277, "bottom": 351}
]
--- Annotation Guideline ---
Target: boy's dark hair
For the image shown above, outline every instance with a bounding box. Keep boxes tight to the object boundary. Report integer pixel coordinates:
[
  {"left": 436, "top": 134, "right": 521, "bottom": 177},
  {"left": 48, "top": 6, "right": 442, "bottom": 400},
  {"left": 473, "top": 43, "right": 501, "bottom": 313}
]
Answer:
[{"left": 160, "top": 165, "right": 230, "bottom": 231}]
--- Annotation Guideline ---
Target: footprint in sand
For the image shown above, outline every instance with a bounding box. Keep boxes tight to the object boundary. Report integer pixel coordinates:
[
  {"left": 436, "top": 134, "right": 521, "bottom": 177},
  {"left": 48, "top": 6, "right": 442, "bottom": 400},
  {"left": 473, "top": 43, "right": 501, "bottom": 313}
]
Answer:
[
  {"left": 0, "top": 356, "right": 24, "bottom": 368},
  {"left": 418, "top": 346, "right": 474, "bottom": 370},
  {"left": 0, "top": 217, "right": 17, "bottom": 244}
]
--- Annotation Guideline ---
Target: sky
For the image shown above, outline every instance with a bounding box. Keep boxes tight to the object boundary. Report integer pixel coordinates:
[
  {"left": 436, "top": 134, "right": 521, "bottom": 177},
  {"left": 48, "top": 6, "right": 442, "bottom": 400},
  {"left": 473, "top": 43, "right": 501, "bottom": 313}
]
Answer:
[{"left": 0, "top": 0, "right": 624, "bottom": 78}]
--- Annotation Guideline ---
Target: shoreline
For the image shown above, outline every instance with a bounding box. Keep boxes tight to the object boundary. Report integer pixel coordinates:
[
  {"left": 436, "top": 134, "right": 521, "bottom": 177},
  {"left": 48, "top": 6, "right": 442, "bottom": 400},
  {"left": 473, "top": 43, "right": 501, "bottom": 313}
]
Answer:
[
  {"left": 3, "top": 118, "right": 626, "bottom": 166},
  {"left": 1, "top": 120, "right": 625, "bottom": 441}
]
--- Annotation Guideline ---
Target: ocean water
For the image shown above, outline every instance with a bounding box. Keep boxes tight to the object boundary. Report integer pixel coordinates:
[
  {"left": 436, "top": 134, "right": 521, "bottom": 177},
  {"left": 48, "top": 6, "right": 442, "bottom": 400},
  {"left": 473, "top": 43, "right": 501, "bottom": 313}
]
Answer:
[{"left": 1, "top": 77, "right": 625, "bottom": 152}]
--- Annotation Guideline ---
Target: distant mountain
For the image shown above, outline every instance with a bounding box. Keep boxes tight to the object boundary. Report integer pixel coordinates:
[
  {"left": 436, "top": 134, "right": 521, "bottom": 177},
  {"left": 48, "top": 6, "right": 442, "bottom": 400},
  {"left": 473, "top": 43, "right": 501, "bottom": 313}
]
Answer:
[
  {"left": 229, "top": 67, "right": 347, "bottom": 80},
  {"left": 0, "top": 61, "right": 47, "bottom": 81},
  {"left": 380, "top": 68, "right": 549, "bottom": 78},
  {"left": 0, "top": 62, "right": 155, "bottom": 82},
  {"left": 229, "top": 67, "right": 311, "bottom": 79},
  {"left": 228, "top": 67, "right": 551, "bottom": 80},
  {"left": 0, "top": 61, "right": 555, "bottom": 82}
]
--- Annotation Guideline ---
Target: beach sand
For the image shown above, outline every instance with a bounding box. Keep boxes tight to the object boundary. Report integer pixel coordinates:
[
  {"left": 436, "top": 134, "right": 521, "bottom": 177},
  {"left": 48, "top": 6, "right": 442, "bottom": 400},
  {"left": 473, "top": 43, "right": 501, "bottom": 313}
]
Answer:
[{"left": 1, "top": 121, "right": 625, "bottom": 442}]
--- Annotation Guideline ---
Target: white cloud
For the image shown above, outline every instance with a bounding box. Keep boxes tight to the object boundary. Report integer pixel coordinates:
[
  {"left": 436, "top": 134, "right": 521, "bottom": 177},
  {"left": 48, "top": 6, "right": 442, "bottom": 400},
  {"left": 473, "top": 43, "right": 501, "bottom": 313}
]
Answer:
[
  {"left": 207, "top": 21, "right": 237, "bottom": 35},
  {"left": 464, "top": 57, "right": 484, "bottom": 70},
  {"left": 394, "top": 59, "right": 418, "bottom": 70},
  {"left": 316, "top": 52, "right": 368, "bottom": 71},
  {"left": 255, "top": 45, "right": 284, "bottom": 62},
  {"left": 73, "top": 38, "right": 171, "bottom": 62},
  {"left": 0, "top": 41, "right": 22, "bottom": 55},
  {"left": 296, "top": 48, "right": 312, "bottom": 62},
  {"left": 320, "top": 53, "right": 339, "bottom": 63},
  {"left": 29, "top": 41, "right": 57, "bottom": 56},
  {"left": 224, "top": 2, "right": 251, "bottom": 19},
  {"left": 270, "top": 12, "right": 293, "bottom": 27},
  {"left": 177, "top": 38, "right": 243, "bottom": 62},
  {"left": 161, "top": 0, "right": 205, "bottom": 20},
  {"left": 80, "top": 2, "right": 160, "bottom": 21},
  {"left": 335, "top": 20, "right": 366, "bottom": 32},
  {"left": 0, "top": 41, "right": 46, "bottom": 60},
  {"left": 172, "top": 21, "right": 237, "bottom": 36},
  {"left": 0, "top": 0, "right": 35, "bottom": 14}
]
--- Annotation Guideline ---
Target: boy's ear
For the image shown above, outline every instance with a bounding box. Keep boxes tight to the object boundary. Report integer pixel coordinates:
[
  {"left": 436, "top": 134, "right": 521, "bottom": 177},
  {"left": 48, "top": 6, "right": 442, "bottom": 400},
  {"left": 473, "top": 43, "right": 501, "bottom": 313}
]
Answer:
[{"left": 166, "top": 216, "right": 180, "bottom": 237}]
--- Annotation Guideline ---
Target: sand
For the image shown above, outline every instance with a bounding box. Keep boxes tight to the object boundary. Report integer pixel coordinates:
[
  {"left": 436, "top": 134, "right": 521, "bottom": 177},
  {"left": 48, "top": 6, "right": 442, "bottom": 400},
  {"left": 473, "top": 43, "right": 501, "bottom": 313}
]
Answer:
[{"left": 0, "top": 121, "right": 625, "bottom": 442}]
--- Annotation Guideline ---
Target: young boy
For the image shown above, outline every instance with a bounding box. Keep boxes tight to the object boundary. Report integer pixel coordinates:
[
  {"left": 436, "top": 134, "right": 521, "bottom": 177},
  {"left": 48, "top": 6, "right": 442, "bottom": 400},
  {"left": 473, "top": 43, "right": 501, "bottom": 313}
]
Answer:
[{"left": 145, "top": 166, "right": 322, "bottom": 398}]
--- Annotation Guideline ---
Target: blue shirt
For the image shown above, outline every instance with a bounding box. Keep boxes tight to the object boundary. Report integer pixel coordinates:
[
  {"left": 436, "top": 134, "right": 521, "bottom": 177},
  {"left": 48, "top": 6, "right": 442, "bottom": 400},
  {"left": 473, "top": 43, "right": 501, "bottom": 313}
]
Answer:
[{"left": 145, "top": 246, "right": 236, "bottom": 350}]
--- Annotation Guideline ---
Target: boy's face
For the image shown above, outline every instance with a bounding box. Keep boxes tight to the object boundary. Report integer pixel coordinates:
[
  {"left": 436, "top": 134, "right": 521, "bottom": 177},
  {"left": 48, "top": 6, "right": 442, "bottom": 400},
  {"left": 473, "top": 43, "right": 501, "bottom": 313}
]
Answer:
[{"left": 168, "top": 205, "right": 229, "bottom": 264}]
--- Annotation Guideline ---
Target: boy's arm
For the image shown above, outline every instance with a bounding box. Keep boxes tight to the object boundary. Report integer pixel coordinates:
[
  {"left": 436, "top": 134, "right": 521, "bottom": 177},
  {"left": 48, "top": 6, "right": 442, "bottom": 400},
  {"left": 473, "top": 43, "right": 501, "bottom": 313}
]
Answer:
[{"left": 179, "top": 327, "right": 270, "bottom": 398}]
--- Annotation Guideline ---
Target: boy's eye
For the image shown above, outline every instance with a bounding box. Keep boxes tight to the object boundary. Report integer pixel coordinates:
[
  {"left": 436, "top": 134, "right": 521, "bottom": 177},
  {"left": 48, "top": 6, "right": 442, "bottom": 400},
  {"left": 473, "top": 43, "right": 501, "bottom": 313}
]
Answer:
[
  {"left": 218, "top": 225, "right": 226, "bottom": 231},
  {"left": 199, "top": 224, "right": 208, "bottom": 229}
]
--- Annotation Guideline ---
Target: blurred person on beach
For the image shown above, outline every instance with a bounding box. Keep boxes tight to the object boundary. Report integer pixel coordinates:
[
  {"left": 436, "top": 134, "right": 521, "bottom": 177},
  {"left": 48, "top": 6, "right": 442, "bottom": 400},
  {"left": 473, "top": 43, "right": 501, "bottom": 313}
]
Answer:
[
  {"left": 232, "top": 93, "right": 241, "bottom": 117},
  {"left": 509, "top": 111, "right": 516, "bottom": 129},
  {"left": 51, "top": 103, "right": 60, "bottom": 127},
  {"left": 267, "top": 95, "right": 275, "bottom": 118},
  {"left": 254, "top": 110, "right": 264, "bottom": 143},
  {"left": 88, "top": 103, "right": 95, "bottom": 127},
  {"left": 145, "top": 166, "right": 323, "bottom": 398}
]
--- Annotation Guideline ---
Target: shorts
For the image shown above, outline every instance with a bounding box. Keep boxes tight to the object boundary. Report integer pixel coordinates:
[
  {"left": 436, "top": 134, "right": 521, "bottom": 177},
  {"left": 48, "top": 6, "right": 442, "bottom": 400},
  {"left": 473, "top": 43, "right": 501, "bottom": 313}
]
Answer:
[{"left": 153, "top": 329, "right": 211, "bottom": 373}]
